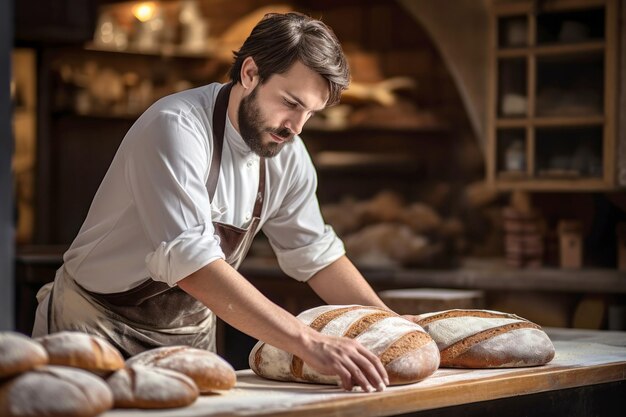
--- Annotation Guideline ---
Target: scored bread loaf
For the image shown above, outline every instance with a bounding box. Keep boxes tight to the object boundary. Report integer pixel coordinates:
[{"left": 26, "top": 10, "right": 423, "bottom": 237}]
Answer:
[
  {"left": 0, "top": 365, "right": 113, "bottom": 417},
  {"left": 413, "top": 309, "right": 555, "bottom": 368},
  {"left": 126, "top": 346, "right": 236, "bottom": 392},
  {"left": 36, "top": 331, "right": 124, "bottom": 374},
  {"left": 107, "top": 364, "right": 199, "bottom": 409},
  {"left": 250, "top": 305, "right": 440, "bottom": 386},
  {"left": 0, "top": 332, "right": 48, "bottom": 378}
]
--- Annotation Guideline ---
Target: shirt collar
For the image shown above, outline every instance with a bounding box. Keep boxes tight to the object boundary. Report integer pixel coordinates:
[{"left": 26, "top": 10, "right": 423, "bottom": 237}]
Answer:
[{"left": 225, "top": 112, "right": 259, "bottom": 159}]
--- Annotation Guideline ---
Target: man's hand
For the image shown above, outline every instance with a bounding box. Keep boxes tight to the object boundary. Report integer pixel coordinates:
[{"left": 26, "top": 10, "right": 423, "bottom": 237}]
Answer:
[
  {"left": 295, "top": 331, "right": 389, "bottom": 392},
  {"left": 178, "top": 259, "right": 389, "bottom": 393}
]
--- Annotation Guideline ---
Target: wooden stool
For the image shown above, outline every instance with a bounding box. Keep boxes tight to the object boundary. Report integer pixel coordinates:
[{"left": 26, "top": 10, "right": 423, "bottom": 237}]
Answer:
[{"left": 378, "top": 288, "right": 485, "bottom": 315}]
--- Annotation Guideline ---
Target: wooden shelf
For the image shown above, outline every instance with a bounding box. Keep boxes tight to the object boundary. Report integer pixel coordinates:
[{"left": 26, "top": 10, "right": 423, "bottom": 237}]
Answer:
[
  {"left": 239, "top": 256, "right": 626, "bottom": 294},
  {"left": 52, "top": 110, "right": 141, "bottom": 121},
  {"left": 492, "top": 0, "right": 608, "bottom": 15},
  {"left": 304, "top": 123, "right": 450, "bottom": 135},
  {"left": 497, "top": 41, "right": 605, "bottom": 58},
  {"left": 393, "top": 260, "right": 626, "bottom": 294},
  {"left": 83, "top": 42, "right": 216, "bottom": 59},
  {"left": 313, "top": 151, "right": 420, "bottom": 173},
  {"left": 492, "top": 178, "right": 612, "bottom": 191},
  {"left": 496, "top": 115, "right": 605, "bottom": 128},
  {"left": 497, "top": 170, "right": 528, "bottom": 180}
]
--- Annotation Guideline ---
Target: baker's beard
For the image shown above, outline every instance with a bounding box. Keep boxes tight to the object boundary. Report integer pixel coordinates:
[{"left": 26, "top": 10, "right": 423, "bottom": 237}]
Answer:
[{"left": 238, "top": 87, "right": 294, "bottom": 158}]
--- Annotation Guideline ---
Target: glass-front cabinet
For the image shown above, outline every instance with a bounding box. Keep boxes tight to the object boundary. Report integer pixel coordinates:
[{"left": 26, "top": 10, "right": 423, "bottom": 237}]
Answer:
[{"left": 487, "top": 0, "right": 620, "bottom": 190}]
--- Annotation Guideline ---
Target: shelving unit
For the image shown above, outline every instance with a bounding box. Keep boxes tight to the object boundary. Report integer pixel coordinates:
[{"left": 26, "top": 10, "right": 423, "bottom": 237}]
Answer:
[
  {"left": 83, "top": 42, "right": 217, "bottom": 59},
  {"left": 487, "top": 0, "right": 620, "bottom": 191}
]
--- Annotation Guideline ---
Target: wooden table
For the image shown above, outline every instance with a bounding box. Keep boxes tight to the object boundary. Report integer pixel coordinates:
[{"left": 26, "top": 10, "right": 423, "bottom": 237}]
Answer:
[{"left": 103, "top": 328, "right": 626, "bottom": 417}]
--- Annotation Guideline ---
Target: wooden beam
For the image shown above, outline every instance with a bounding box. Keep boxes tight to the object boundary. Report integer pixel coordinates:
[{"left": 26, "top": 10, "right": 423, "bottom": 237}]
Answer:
[{"left": 398, "top": 0, "right": 490, "bottom": 151}]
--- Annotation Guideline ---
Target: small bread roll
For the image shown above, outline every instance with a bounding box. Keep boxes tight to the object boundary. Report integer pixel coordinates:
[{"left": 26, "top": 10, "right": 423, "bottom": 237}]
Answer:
[
  {"left": 0, "top": 332, "right": 48, "bottom": 378},
  {"left": 107, "top": 364, "right": 198, "bottom": 409},
  {"left": 36, "top": 331, "right": 124, "bottom": 374},
  {"left": 0, "top": 366, "right": 113, "bottom": 417},
  {"left": 127, "top": 346, "right": 236, "bottom": 393}
]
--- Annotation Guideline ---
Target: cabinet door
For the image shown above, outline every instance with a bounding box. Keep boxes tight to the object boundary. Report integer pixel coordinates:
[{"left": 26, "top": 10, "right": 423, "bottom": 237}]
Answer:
[{"left": 15, "top": 0, "right": 97, "bottom": 44}]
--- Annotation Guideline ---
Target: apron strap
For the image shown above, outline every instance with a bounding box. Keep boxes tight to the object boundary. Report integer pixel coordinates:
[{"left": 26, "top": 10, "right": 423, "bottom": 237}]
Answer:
[
  {"left": 207, "top": 82, "right": 232, "bottom": 201},
  {"left": 46, "top": 281, "right": 55, "bottom": 333}
]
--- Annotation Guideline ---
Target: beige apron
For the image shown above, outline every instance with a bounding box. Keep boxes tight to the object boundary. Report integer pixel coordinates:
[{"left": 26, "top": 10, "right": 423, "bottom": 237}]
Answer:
[{"left": 43, "top": 83, "right": 266, "bottom": 357}]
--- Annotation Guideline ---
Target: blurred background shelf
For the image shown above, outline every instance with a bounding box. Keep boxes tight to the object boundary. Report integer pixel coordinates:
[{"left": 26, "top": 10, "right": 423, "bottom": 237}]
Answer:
[{"left": 488, "top": 0, "right": 620, "bottom": 190}]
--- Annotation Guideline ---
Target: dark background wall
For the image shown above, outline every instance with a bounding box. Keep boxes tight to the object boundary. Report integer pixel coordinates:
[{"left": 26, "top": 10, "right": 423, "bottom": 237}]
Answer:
[{"left": 1, "top": 0, "right": 15, "bottom": 330}]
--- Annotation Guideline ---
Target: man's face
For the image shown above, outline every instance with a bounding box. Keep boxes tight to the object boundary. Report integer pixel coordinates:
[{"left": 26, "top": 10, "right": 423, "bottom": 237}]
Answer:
[
  {"left": 238, "top": 86, "right": 292, "bottom": 158},
  {"left": 237, "top": 60, "right": 329, "bottom": 158}
]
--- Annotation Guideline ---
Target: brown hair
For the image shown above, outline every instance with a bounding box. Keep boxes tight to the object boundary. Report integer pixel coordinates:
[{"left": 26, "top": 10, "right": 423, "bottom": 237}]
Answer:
[{"left": 229, "top": 12, "right": 350, "bottom": 106}]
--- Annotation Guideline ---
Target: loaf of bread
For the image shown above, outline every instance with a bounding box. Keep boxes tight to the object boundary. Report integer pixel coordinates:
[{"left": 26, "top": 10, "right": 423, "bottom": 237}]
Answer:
[
  {"left": 126, "top": 346, "right": 236, "bottom": 393},
  {"left": 413, "top": 309, "right": 555, "bottom": 368},
  {"left": 107, "top": 364, "right": 198, "bottom": 409},
  {"left": 0, "top": 366, "right": 113, "bottom": 417},
  {"left": 250, "top": 305, "right": 440, "bottom": 386},
  {"left": 36, "top": 331, "right": 124, "bottom": 374},
  {"left": 0, "top": 332, "right": 48, "bottom": 378}
]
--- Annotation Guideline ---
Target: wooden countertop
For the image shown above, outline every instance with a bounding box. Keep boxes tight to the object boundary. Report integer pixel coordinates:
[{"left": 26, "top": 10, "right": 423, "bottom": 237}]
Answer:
[{"left": 103, "top": 328, "right": 626, "bottom": 417}]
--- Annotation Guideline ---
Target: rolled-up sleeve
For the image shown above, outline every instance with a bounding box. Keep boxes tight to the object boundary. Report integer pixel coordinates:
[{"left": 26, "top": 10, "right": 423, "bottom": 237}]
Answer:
[
  {"left": 262, "top": 152, "right": 345, "bottom": 282},
  {"left": 125, "top": 110, "right": 224, "bottom": 286}
]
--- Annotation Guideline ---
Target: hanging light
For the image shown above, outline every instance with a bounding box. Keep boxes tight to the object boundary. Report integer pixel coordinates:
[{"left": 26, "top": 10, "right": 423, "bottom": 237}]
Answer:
[{"left": 132, "top": 2, "right": 156, "bottom": 22}]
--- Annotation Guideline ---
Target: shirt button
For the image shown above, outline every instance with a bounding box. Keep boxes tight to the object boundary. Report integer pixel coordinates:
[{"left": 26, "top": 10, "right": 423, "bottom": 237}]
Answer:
[
  {"left": 246, "top": 160, "right": 253, "bottom": 168},
  {"left": 245, "top": 213, "right": 251, "bottom": 221}
]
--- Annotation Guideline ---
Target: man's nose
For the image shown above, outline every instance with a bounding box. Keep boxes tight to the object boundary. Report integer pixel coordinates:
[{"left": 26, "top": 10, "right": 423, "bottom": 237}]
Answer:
[{"left": 284, "top": 112, "right": 308, "bottom": 136}]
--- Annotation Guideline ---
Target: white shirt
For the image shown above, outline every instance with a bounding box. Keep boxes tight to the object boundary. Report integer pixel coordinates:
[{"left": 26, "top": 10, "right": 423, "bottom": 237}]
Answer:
[{"left": 63, "top": 83, "right": 345, "bottom": 293}]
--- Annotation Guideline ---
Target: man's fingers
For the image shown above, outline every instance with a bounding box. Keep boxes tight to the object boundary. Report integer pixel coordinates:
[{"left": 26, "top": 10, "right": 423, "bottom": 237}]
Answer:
[
  {"left": 302, "top": 334, "right": 389, "bottom": 392},
  {"left": 343, "top": 359, "right": 375, "bottom": 392},
  {"left": 336, "top": 365, "right": 354, "bottom": 391},
  {"left": 350, "top": 348, "right": 387, "bottom": 391},
  {"left": 357, "top": 344, "right": 389, "bottom": 386}
]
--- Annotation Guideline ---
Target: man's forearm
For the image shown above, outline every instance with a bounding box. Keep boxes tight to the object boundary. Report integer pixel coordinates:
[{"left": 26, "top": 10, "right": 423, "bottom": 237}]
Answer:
[
  {"left": 177, "top": 259, "right": 315, "bottom": 356},
  {"left": 307, "top": 255, "right": 389, "bottom": 309}
]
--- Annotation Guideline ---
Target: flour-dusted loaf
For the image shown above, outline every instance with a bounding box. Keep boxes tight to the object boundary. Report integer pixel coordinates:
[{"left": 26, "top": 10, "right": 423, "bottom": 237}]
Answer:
[
  {"left": 250, "top": 305, "right": 440, "bottom": 386},
  {"left": 0, "top": 366, "right": 113, "bottom": 417},
  {"left": 36, "top": 331, "right": 124, "bottom": 374},
  {"left": 126, "top": 346, "right": 236, "bottom": 393},
  {"left": 0, "top": 332, "right": 48, "bottom": 378},
  {"left": 107, "top": 364, "right": 199, "bottom": 409},
  {"left": 414, "top": 309, "right": 555, "bottom": 368}
]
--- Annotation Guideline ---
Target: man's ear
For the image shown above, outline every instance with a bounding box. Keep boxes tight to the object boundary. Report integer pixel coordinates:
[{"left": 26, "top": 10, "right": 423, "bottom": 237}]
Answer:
[{"left": 240, "top": 57, "right": 259, "bottom": 91}]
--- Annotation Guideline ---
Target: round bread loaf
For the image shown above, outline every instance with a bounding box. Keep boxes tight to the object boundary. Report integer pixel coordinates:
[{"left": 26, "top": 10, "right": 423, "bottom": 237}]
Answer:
[
  {"left": 413, "top": 309, "right": 556, "bottom": 368},
  {"left": 36, "top": 331, "right": 124, "bottom": 374},
  {"left": 250, "top": 305, "right": 440, "bottom": 386},
  {"left": 0, "top": 332, "right": 48, "bottom": 378},
  {"left": 107, "top": 364, "right": 199, "bottom": 409},
  {"left": 0, "top": 365, "right": 113, "bottom": 417},
  {"left": 126, "top": 346, "right": 236, "bottom": 392}
]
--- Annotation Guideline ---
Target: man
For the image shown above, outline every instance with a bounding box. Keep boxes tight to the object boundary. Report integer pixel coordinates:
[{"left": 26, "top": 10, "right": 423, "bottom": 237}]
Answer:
[{"left": 33, "top": 12, "right": 402, "bottom": 393}]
